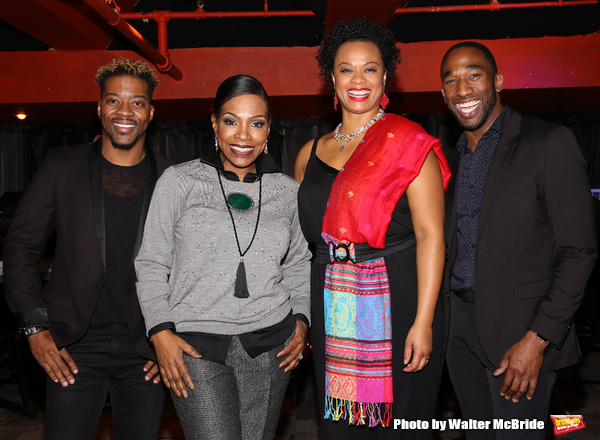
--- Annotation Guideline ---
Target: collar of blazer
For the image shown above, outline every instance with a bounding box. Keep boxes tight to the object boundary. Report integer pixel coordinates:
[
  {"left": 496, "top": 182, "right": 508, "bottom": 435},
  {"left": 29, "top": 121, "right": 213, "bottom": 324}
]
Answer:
[{"left": 477, "top": 110, "right": 521, "bottom": 240}]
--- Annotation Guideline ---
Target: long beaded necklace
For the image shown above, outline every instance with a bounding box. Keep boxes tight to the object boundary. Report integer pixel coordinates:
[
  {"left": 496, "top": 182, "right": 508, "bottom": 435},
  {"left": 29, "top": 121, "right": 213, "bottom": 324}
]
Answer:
[
  {"left": 333, "top": 107, "right": 385, "bottom": 151},
  {"left": 217, "top": 170, "right": 262, "bottom": 298}
]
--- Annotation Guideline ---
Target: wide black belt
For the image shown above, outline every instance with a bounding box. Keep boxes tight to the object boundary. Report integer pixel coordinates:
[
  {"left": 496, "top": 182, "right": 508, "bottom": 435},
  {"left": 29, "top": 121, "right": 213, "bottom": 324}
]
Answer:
[
  {"left": 452, "top": 289, "right": 475, "bottom": 304},
  {"left": 314, "top": 234, "right": 416, "bottom": 264}
]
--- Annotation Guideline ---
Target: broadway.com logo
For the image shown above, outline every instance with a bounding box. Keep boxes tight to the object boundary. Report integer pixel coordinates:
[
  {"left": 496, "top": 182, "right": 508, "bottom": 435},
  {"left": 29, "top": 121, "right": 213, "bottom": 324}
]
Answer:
[{"left": 551, "top": 415, "right": 586, "bottom": 435}]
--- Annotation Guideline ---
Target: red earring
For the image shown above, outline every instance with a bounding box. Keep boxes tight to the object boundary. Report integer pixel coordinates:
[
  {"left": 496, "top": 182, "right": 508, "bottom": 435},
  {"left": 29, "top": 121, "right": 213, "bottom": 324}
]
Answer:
[
  {"left": 380, "top": 93, "right": 389, "bottom": 110},
  {"left": 334, "top": 92, "right": 339, "bottom": 110}
]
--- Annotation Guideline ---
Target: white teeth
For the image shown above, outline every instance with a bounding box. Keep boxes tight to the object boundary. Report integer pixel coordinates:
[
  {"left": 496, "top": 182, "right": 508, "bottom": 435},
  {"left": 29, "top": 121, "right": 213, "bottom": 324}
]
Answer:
[
  {"left": 348, "top": 90, "right": 370, "bottom": 97},
  {"left": 114, "top": 123, "right": 134, "bottom": 128},
  {"left": 457, "top": 100, "right": 480, "bottom": 114},
  {"left": 231, "top": 145, "right": 253, "bottom": 153}
]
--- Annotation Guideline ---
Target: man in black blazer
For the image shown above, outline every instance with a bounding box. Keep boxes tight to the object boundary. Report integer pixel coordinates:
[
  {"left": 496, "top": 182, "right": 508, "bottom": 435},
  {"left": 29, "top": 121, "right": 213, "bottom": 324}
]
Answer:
[
  {"left": 4, "top": 59, "right": 172, "bottom": 439},
  {"left": 440, "top": 42, "right": 596, "bottom": 439}
]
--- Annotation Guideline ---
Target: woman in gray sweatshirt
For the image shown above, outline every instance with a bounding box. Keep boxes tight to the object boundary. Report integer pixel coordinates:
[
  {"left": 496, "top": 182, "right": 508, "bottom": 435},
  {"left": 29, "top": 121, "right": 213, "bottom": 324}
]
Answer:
[{"left": 135, "top": 75, "right": 311, "bottom": 440}]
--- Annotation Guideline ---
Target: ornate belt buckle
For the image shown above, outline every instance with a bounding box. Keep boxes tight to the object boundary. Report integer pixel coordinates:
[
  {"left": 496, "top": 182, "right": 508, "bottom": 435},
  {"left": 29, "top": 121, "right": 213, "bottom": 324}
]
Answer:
[{"left": 329, "top": 242, "right": 351, "bottom": 263}]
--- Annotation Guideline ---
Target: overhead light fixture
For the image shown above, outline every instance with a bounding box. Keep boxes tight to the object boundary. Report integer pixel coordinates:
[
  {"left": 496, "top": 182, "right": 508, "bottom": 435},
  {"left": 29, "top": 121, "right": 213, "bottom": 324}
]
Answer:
[{"left": 15, "top": 113, "right": 28, "bottom": 120}]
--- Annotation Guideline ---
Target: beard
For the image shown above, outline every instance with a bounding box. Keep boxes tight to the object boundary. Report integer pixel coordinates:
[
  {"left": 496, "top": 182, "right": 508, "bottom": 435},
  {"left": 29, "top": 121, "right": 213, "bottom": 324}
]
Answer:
[
  {"left": 102, "top": 116, "right": 145, "bottom": 151},
  {"left": 453, "top": 91, "right": 498, "bottom": 132},
  {"left": 109, "top": 138, "right": 137, "bottom": 151}
]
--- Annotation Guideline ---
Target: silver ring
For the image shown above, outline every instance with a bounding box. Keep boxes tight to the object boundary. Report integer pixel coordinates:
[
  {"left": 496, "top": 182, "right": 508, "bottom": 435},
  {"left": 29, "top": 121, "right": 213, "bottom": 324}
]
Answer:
[{"left": 297, "top": 352, "right": 303, "bottom": 361}]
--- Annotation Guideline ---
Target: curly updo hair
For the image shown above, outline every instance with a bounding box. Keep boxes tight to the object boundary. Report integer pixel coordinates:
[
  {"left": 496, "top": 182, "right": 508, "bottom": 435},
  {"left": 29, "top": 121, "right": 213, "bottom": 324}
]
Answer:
[{"left": 316, "top": 18, "right": 400, "bottom": 93}]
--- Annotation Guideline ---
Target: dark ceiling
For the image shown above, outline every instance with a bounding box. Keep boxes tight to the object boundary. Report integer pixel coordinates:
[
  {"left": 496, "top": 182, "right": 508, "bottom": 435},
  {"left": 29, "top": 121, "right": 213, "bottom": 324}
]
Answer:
[{"left": 2, "top": 0, "right": 599, "bottom": 51}]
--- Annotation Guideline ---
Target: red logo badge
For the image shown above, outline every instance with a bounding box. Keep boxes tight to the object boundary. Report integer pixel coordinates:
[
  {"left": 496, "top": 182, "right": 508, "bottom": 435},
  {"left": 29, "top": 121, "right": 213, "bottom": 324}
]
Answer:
[{"left": 551, "top": 415, "right": 586, "bottom": 435}]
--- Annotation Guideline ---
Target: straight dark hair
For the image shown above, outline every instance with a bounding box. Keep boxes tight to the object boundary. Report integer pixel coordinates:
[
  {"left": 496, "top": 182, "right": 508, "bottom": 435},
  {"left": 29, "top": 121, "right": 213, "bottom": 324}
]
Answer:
[{"left": 212, "top": 75, "right": 271, "bottom": 121}]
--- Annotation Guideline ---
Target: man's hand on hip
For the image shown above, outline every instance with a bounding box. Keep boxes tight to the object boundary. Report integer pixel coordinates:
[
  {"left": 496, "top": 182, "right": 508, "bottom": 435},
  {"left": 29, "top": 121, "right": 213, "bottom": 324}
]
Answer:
[{"left": 27, "top": 330, "right": 78, "bottom": 387}]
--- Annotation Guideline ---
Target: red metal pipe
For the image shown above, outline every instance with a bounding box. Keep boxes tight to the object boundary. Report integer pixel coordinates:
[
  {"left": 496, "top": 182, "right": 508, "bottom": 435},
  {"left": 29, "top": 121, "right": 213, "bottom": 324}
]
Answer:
[
  {"left": 394, "top": 0, "right": 597, "bottom": 14},
  {"left": 82, "top": 0, "right": 182, "bottom": 80},
  {"left": 154, "top": 11, "right": 170, "bottom": 60},
  {"left": 117, "top": 4, "right": 315, "bottom": 83},
  {"left": 120, "top": 9, "right": 316, "bottom": 21}
]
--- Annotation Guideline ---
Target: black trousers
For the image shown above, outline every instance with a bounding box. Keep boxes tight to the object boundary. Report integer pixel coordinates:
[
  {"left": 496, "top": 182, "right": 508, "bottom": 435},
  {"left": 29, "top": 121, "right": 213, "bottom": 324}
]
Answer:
[
  {"left": 44, "top": 331, "right": 165, "bottom": 440},
  {"left": 446, "top": 293, "right": 555, "bottom": 440}
]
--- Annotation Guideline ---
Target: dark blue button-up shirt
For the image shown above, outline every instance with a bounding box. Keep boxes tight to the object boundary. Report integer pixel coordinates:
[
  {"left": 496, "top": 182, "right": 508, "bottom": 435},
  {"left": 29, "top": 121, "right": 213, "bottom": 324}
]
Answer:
[{"left": 450, "top": 106, "right": 510, "bottom": 292}]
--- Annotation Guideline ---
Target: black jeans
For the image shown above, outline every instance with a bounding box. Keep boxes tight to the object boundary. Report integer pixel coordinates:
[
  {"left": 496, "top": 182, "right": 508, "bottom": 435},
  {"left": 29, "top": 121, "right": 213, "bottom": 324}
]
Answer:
[{"left": 44, "top": 331, "right": 165, "bottom": 440}]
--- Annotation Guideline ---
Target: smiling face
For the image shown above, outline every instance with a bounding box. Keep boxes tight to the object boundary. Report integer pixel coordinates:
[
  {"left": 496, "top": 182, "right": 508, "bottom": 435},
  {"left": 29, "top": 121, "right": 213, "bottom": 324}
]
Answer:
[
  {"left": 332, "top": 41, "right": 387, "bottom": 118},
  {"left": 441, "top": 46, "right": 504, "bottom": 140},
  {"left": 211, "top": 94, "right": 270, "bottom": 181},
  {"left": 97, "top": 75, "right": 154, "bottom": 152}
]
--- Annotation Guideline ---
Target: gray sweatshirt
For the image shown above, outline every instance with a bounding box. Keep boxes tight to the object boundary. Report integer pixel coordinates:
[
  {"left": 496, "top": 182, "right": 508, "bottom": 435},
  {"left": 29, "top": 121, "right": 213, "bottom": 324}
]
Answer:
[{"left": 135, "top": 160, "right": 311, "bottom": 335}]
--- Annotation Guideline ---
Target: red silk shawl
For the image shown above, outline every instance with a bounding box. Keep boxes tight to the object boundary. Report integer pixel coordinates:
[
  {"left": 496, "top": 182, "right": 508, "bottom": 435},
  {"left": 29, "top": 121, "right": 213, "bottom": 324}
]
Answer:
[{"left": 322, "top": 113, "right": 451, "bottom": 248}]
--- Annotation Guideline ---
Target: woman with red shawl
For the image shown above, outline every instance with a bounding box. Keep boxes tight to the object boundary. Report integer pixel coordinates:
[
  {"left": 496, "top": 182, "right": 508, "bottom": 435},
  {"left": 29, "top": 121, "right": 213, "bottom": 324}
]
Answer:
[{"left": 295, "top": 18, "right": 451, "bottom": 439}]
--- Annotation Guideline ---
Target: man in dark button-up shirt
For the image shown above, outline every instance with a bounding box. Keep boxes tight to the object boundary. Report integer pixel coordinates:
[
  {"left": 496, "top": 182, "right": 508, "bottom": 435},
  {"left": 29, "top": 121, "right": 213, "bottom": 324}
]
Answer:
[{"left": 441, "top": 42, "right": 596, "bottom": 440}]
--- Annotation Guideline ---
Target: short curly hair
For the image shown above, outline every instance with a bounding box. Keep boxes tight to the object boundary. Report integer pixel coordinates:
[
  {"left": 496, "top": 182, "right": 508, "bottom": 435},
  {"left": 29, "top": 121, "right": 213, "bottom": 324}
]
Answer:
[
  {"left": 95, "top": 58, "right": 159, "bottom": 98},
  {"left": 316, "top": 18, "right": 400, "bottom": 92}
]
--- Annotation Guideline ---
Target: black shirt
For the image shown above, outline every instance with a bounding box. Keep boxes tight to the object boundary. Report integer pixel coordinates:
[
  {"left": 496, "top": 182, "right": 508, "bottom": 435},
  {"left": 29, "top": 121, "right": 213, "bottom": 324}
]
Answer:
[{"left": 88, "top": 156, "right": 146, "bottom": 334}]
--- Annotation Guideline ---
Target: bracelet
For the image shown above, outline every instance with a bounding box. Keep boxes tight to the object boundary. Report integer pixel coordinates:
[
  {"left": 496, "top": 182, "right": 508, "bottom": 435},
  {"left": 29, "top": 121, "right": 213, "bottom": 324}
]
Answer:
[
  {"left": 533, "top": 332, "right": 550, "bottom": 345},
  {"left": 20, "top": 326, "right": 49, "bottom": 337}
]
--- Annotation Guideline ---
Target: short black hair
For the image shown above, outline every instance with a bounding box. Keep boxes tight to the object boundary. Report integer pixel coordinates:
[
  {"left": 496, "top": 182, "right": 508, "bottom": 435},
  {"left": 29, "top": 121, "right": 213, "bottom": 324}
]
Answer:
[
  {"left": 316, "top": 18, "right": 400, "bottom": 92},
  {"left": 440, "top": 41, "right": 498, "bottom": 78},
  {"left": 95, "top": 58, "right": 159, "bottom": 98},
  {"left": 212, "top": 75, "right": 271, "bottom": 121}
]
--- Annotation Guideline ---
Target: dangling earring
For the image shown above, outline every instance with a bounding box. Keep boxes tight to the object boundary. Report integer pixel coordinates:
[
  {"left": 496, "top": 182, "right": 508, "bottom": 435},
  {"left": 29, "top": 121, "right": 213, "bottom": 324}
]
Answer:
[
  {"left": 380, "top": 93, "right": 389, "bottom": 110},
  {"left": 334, "top": 92, "right": 339, "bottom": 111},
  {"left": 215, "top": 137, "right": 219, "bottom": 152},
  {"left": 264, "top": 139, "right": 268, "bottom": 155}
]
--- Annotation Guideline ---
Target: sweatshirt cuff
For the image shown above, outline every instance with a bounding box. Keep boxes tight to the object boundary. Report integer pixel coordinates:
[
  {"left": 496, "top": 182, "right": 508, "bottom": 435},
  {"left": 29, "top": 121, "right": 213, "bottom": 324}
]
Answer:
[
  {"left": 294, "top": 313, "right": 309, "bottom": 327},
  {"left": 148, "top": 322, "right": 176, "bottom": 340}
]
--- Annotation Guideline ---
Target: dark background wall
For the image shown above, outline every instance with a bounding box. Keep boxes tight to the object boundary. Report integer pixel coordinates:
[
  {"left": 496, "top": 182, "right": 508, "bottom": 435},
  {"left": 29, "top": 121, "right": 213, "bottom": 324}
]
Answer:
[{"left": 1, "top": 109, "right": 599, "bottom": 198}]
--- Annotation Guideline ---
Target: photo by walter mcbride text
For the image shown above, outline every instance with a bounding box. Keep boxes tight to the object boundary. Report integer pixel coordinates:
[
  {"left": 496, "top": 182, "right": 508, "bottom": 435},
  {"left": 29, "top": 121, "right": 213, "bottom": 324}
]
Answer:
[{"left": 393, "top": 418, "right": 546, "bottom": 431}]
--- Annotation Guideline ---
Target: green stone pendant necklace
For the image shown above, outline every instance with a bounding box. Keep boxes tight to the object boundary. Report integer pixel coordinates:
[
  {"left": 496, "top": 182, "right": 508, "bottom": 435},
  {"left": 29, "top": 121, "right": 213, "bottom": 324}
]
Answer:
[
  {"left": 217, "top": 170, "right": 262, "bottom": 298},
  {"left": 226, "top": 192, "right": 254, "bottom": 211}
]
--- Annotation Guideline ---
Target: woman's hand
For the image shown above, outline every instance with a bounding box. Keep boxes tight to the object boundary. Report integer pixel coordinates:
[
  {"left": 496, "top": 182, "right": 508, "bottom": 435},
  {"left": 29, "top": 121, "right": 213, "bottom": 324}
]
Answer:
[
  {"left": 151, "top": 330, "right": 201, "bottom": 398},
  {"left": 403, "top": 323, "right": 433, "bottom": 373},
  {"left": 277, "top": 320, "right": 308, "bottom": 373}
]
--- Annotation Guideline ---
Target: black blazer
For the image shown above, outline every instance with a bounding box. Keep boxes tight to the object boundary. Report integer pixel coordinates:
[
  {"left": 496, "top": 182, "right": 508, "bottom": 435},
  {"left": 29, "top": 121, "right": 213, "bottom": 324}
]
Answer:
[
  {"left": 4, "top": 141, "right": 173, "bottom": 360},
  {"left": 444, "top": 110, "right": 597, "bottom": 372}
]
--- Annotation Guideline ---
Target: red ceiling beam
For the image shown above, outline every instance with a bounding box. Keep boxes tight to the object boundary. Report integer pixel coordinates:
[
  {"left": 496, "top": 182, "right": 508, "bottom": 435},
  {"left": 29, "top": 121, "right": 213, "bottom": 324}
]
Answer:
[
  {"left": 1, "top": 0, "right": 139, "bottom": 50},
  {"left": 1, "top": 33, "right": 597, "bottom": 101},
  {"left": 0, "top": 33, "right": 598, "bottom": 122},
  {"left": 398, "top": 34, "right": 600, "bottom": 93}
]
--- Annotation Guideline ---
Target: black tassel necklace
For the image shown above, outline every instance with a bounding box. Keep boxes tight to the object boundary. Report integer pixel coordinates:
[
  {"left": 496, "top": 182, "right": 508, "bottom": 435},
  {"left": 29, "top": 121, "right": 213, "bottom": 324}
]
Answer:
[{"left": 217, "top": 170, "right": 262, "bottom": 298}]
